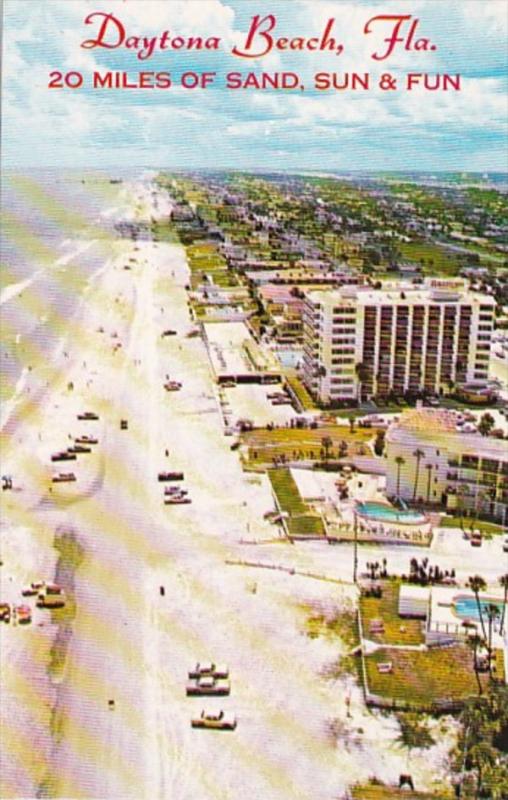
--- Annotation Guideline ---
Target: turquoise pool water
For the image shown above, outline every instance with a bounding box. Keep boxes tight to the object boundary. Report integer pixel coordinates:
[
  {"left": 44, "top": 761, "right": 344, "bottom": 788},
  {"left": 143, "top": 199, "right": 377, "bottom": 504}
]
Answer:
[
  {"left": 454, "top": 596, "right": 505, "bottom": 621},
  {"left": 276, "top": 350, "right": 302, "bottom": 368},
  {"left": 356, "top": 501, "right": 427, "bottom": 525}
]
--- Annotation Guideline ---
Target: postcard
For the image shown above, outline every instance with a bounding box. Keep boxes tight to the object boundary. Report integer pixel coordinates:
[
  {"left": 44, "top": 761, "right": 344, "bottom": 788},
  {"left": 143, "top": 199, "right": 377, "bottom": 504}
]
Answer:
[{"left": 1, "top": 2, "right": 507, "bottom": 799}]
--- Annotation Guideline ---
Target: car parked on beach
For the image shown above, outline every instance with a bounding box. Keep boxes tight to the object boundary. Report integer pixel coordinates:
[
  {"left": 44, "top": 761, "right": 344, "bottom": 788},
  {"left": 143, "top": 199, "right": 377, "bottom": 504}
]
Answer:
[
  {"left": 41, "top": 583, "right": 63, "bottom": 595},
  {"left": 52, "top": 473, "right": 76, "bottom": 483},
  {"left": 22, "top": 581, "right": 46, "bottom": 597},
  {"left": 0, "top": 603, "right": 11, "bottom": 623},
  {"left": 158, "top": 471, "right": 184, "bottom": 481},
  {"left": 164, "top": 381, "right": 182, "bottom": 392},
  {"left": 37, "top": 586, "right": 66, "bottom": 609},
  {"left": 164, "top": 496, "right": 191, "bottom": 505},
  {"left": 161, "top": 329, "right": 177, "bottom": 337},
  {"left": 51, "top": 451, "right": 77, "bottom": 462},
  {"left": 189, "top": 662, "right": 229, "bottom": 680},
  {"left": 75, "top": 436, "right": 98, "bottom": 445},
  {"left": 186, "top": 676, "right": 230, "bottom": 696},
  {"left": 77, "top": 412, "right": 99, "bottom": 421},
  {"left": 164, "top": 486, "right": 188, "bottom": 495},
  {"left": 16, "top": 605, "right": 32, "bottom": 624},
  {"left": 191, "top": 711, "right": 236, "bottom": 731},
  {"left": 67, "top": 445, "right": 91, "bottom": 454}
]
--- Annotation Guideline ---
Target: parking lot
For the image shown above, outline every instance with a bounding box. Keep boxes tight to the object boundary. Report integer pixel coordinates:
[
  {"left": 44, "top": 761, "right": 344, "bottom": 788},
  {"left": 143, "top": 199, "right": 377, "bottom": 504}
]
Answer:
[{"left": 221, "top": 384, "right": 296, "bottom": 429}]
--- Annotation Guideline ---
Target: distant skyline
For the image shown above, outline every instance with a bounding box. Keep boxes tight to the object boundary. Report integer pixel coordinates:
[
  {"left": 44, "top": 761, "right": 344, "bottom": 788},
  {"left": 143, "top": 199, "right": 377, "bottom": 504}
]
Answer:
[{"left": 2, "top": 0, "right": 508, "bottom": 171}]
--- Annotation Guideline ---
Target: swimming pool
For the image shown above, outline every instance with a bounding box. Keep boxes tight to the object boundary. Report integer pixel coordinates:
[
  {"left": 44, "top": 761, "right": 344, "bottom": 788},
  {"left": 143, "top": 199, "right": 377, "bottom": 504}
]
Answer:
[
  {"left": 356, "top": 501, "right": 427, "bottom": 526},
  {"left": 454, "top": 595, "right": 505, "bottom": 622},
  {"left": 276, "top": 350, "right": 302, "bottom": 368}
]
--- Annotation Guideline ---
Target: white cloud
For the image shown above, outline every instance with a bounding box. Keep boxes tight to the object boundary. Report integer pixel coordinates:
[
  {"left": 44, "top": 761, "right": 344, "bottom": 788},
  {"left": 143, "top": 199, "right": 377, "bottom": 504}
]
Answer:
[{"left": 3, "top": 0, "right": 507, "bottom": 170}]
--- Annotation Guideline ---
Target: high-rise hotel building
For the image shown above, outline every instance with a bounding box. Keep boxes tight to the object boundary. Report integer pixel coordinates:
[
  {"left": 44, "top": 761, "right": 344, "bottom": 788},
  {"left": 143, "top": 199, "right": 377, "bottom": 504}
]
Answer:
[{"left": 301, "top": 279, "right": 496, "bottom": 404}]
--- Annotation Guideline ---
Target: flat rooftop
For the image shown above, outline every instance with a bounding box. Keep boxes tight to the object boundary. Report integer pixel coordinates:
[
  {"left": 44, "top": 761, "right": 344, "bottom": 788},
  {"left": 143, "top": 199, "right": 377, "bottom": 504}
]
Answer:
[
  {"left": 305, "top": 281, "right": 495, "bottom": 308},
  {"left": 203, "top": 321, "right": 280, "bottom": 378},
  {"left": 387, "top": 409, "right": 508, "bottom": 460}
]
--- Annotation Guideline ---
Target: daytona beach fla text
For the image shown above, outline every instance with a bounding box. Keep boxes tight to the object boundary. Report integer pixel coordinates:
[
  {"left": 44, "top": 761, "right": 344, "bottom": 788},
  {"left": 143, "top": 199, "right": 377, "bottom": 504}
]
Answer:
[{"left": 80, "top": 12, "right": 438, "bottom": 61}]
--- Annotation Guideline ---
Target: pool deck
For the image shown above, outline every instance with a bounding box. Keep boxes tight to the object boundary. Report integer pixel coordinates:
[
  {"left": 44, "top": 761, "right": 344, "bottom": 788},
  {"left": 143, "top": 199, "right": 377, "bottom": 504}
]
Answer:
[{"left": 428, "top": 586, "right": 505, "bottom": 643}]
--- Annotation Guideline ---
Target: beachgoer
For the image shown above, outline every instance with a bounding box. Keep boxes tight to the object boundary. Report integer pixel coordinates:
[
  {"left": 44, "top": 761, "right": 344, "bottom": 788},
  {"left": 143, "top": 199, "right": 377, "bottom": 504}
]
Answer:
[{"left": 345, "top": 693, "right": 351, "bottom": 718}]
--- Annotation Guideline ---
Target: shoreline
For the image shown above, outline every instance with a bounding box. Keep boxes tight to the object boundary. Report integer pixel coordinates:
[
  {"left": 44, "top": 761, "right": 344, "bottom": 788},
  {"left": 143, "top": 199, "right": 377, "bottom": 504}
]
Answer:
[
  {"left": 0, "top": 183, "right": 142, "bottom": 798},
  {"left": 0, "top": 216, "right": 131, "bottom": 434}
]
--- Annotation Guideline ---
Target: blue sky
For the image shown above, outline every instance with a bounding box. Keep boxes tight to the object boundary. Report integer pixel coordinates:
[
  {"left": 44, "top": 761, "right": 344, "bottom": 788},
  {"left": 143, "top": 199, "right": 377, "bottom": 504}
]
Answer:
[{"left": 2, "top": 0, "right": 508, "bottom": 170}]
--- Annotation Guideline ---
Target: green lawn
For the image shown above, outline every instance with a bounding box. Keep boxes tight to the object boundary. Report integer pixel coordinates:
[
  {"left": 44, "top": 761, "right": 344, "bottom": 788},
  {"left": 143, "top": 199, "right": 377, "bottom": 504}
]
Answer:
[
  {"left": 268, "top": 469, "right": 325, "bottom": 537},
  {"left": 285, "top": 375, "right": 317, "bottom": 411},
  {"left": 287, "top": 515, "right": 325, "bottom": 537},
  {"left": 268, "top": 468, "right": 307, "bottom": 514},
  {"left": 365, "top": 645, "right": 504, "bottom": 707},
  {"left": 351, "top": 783, "right": 451, "bottom": 799},
  {"left": 359, "top": 581, "right": 425, "bottom": 646},
  {"left": 243, "top": 425, "right": 375, "bottom": 466},
  {"left": 398, "top": 241, "right": 460, "bottom": 276}
]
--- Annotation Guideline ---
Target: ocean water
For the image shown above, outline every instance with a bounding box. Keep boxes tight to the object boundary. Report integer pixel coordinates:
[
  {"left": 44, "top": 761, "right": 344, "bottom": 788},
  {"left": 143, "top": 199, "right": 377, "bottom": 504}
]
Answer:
[{"left": 0, "top": 169, "right": 128, "bottom": 419}]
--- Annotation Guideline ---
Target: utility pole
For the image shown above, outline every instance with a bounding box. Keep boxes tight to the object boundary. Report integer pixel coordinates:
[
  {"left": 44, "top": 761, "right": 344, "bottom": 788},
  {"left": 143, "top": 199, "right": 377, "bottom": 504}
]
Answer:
[{"left": 353, "top": 511, "right": 358, "bottom": 584}]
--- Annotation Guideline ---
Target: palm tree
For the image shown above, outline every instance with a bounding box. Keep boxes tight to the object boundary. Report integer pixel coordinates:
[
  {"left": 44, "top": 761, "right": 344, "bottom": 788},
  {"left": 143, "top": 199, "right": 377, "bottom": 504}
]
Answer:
[
  {"left": 425, "top": 463, "right": 433, "bottom": 503},
  {"left": 469, "top": 741, "right": 497, "bottom": 799},
  {"left": 412, "top": 448, "right": 425, "bottom": 502},
  {"left": 478, "top": 412, "right": 495, "bottom": 437},
  {"left": 466, "top": 631, "right": 486, "bottom": 696},
  {"left": 485, "top": 603, "right": 500, "bottom": 679},
  {"left": 321, "top": 436, "right": 333, "bottom": 463},
  {"left": 395, "top": 456, "right": 405, "bottom": 499},
  {"left": 498, "top": 574, "right": 508, "bottom": 636},
  {"left": 456, "top": 484, "right": 469, "bottom": 530},
  {"left": 339, "top": 440, "right": 348, "bottom": 458},
  {"left": 467, "top": 575, "right": 488, "bottom": 641}
]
